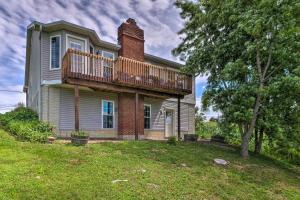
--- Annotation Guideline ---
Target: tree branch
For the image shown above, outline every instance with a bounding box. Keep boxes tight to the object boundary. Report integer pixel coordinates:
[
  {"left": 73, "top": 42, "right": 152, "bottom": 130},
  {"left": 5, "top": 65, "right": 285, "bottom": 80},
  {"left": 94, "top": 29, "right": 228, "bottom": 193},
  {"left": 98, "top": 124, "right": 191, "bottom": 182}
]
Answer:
[
  {"left": 262, "top": 41, "right": 274, "bottom": 80},
  {"left": 256, "top": 41, "right": 263, "bottom": 82},
  {"left": 264, "top": 65, "right": 282, "bottom": 81}
]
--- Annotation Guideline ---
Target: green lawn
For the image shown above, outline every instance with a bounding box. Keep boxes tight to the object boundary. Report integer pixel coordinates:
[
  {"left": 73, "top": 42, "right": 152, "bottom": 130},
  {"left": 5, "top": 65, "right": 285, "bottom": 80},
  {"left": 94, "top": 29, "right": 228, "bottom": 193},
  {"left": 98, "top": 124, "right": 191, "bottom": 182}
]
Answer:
[{"left": 0, "top": 129, "right": 299, "bottom": 200}]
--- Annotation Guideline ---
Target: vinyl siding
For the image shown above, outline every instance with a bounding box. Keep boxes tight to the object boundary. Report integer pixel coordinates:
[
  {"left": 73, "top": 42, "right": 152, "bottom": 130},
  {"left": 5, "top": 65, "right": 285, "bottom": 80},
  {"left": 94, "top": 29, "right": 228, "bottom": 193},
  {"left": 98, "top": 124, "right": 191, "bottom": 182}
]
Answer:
[
  {"left": 59, "top": 88, "right": 118, "bottom": 131},
  {"left": 27, "top": 30, "right": 41, "bottom": 114},
  {"left": 41, "top": 31, "right": 63, "bottom": 81},
  {"left": 188, "top": 104, "right": 195, "bottom": 134},
  {"left": 40, "top": 85, "right": 60, "bottom": 131},
  {"left": 40, "top": 86, "right": 195, "bottom": 135},
  {"left": 144, "top": 97, "right": 195, "bottom": 133}
]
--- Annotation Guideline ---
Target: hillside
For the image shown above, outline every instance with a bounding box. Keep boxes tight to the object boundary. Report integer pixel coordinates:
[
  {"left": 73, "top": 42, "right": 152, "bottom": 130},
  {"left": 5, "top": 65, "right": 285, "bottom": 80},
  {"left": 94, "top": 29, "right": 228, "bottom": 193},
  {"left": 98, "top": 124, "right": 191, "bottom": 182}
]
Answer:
[{"left": 0, "top": 129, "right": 299, "bottom": 200}]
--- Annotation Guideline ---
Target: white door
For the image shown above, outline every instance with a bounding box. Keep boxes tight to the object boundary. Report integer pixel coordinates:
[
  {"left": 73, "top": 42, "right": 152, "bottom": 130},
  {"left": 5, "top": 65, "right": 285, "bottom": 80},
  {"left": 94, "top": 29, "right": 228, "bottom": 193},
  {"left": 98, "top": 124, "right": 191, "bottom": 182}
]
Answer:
[
  {"left": 67, "top": 36, "right": 86, "bottom": 74},
  {"left": 165, "top": 110, "right": 174, "bottom": 137}
]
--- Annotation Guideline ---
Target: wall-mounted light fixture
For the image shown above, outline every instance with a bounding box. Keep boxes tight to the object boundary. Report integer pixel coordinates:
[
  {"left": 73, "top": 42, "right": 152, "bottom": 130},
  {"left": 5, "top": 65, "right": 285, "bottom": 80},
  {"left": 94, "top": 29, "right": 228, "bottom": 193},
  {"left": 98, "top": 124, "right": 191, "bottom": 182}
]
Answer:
[{"left": 159, "top": 107, "right": 165, "bottom": 115}]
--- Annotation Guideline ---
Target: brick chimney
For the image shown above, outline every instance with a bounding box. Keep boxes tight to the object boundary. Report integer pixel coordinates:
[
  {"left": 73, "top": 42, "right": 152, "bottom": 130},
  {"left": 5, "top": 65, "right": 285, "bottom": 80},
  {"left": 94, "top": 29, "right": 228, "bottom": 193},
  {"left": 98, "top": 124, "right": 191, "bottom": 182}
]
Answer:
[{"left": 118, "top": 18, "right": 144, "bottom": 61}]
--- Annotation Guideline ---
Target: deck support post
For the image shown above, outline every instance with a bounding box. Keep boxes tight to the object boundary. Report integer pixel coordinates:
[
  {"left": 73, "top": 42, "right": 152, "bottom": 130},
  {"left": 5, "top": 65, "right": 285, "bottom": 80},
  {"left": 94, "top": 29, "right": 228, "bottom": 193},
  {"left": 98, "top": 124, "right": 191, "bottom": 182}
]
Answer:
[
  {"left": 177, "top": 96, "right": 181, "bottom": 140},
  {"left": 74, "top": 85, "right": 80, "bottom": 131},
  {"left": 135, "top": 92, "right": 139, "bottom": 140}
]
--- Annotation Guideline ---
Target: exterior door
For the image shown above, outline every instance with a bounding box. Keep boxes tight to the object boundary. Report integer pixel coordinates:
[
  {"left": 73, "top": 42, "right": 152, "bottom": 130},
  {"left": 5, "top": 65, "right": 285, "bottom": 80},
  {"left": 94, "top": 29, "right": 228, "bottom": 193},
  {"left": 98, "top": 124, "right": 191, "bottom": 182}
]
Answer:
[
  {"left": 67, "top": 37, "right": 86, "bottom": 74},
  {"left": 165, "top": 109, "right": 174, "bottom": 137}
]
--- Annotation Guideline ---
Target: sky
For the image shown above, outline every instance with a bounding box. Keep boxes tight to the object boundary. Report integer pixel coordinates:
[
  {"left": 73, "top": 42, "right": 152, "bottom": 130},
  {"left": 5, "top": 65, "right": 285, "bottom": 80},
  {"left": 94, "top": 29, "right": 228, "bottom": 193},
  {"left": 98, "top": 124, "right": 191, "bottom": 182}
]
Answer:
[{"left": 0, "top": 0, "right": 214, "bottom": 117}]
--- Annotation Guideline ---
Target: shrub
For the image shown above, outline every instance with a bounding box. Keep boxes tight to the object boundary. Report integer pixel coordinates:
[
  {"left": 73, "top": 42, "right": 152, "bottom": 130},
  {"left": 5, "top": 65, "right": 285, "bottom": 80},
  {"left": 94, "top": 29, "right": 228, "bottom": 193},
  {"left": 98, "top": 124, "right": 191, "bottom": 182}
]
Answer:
[
  {"left": 167, "top": 136, "right": 177, "bottom": 145},
  {"left": 0, "top": 107, "right": 38, "bottom": 127},
  {"left": 7, "top": 121, "right": 52, "bottom": 143},
  {"left": 71, "top": 130, "right": 89, "bottom": 138},
  {"left": 196, "top": 121, "right": 221, "bottom": 139},
  {"left": 0, "top": 108, "right": 52, "bottom": 143}
]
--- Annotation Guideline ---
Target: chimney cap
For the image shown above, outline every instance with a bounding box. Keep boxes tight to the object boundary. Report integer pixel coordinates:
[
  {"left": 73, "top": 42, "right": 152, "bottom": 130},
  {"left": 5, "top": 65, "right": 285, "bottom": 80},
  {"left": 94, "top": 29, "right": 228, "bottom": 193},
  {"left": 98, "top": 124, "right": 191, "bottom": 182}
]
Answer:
[{"left": 126, "top": 18, "right": 136, "bottom": 25}]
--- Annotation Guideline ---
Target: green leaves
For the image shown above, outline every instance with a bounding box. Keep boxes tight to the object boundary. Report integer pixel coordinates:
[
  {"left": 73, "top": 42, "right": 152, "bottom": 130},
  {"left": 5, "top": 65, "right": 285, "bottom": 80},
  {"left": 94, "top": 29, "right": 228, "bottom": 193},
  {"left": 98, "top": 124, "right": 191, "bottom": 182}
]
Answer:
[
  {"left": 175, "top": 0, "right": 300, "bottom": 161},
  {"left": 0, "top": 108, "right": 53, "bottom": 143}
]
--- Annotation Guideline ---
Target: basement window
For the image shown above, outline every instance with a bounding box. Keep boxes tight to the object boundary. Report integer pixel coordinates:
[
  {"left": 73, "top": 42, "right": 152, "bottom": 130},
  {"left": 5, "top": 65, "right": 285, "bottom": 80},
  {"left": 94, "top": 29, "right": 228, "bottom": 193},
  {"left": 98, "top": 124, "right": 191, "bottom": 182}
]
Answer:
[
  {"left": 144, "top": 104, "right": 151, "bottom": 129},
  {"left": 102, "top": 100, "right": 114, "bottom": 129}
]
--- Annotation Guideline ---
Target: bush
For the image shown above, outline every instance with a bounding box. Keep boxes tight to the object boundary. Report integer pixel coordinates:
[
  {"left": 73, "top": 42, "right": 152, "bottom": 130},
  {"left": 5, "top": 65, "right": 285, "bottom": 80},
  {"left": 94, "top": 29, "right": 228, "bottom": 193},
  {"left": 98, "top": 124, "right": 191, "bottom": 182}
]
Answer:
[
  {"left": 0, "top": 108, "right": 52, "bottom": 143},
  {"left": 71, "top": 130, "right": 89, "bottom": 138},
  {"left": 196, "top": 121, "right": 221, "bottom": 139},
  {"left": 167, "top": 136, "right": 177, "bottom": 145},
  {"left": 0, "top": 107, "right": 37, "bottom": 127},
  {"left": 7, "top": 121, "right": 52, "bottom": 143}
]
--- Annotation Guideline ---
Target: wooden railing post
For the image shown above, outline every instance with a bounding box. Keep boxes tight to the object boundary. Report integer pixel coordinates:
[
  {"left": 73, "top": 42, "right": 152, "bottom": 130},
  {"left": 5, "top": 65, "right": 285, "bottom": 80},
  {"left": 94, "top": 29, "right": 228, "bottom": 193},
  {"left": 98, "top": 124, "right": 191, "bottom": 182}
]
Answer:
[{"left": 62, "top": 49, "right": 193, "bottom": 95}]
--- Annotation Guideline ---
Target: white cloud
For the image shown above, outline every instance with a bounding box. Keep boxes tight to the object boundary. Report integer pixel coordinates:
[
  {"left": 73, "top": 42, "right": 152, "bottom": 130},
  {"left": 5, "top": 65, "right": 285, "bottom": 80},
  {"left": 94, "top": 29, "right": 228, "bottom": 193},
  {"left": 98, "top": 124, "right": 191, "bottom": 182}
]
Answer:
[
  {"left": 195, "top": 75, "right": 208, "bottom": 85},
  {"left": 195, "top": 97, "right": 202, "bottom": 108},
  {"left": 195, "top": 97, "right": 221, "bottom": 119}
]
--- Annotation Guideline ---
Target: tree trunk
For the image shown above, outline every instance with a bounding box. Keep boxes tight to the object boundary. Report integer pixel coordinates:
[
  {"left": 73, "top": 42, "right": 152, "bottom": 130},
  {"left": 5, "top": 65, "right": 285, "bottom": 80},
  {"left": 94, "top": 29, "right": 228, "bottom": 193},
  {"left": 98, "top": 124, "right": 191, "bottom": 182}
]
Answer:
[
  {"left": 241, "top": 93, "right": 262, "bottom": 157},
  {"left": 254, "top": 128, "right": 264, "bottom": 154},
  {"left": 254, "top": 128, "right": 259, "bottom": 154}
]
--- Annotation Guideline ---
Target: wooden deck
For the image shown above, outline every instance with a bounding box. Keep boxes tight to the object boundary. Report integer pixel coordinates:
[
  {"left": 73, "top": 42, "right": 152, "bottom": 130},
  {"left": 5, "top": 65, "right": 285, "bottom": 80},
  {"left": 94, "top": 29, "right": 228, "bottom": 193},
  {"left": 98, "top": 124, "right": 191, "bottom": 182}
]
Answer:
[{"left": 62, "top": 49, "right": 193, "bottom": 96}]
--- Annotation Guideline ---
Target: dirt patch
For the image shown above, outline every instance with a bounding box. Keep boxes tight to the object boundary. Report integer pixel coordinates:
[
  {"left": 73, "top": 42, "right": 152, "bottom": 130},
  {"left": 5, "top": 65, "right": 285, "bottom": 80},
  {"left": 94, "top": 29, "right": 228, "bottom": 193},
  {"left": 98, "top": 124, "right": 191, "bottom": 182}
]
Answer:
[{"left": 55, "top": 139, "right": 123, "bottom": 144}]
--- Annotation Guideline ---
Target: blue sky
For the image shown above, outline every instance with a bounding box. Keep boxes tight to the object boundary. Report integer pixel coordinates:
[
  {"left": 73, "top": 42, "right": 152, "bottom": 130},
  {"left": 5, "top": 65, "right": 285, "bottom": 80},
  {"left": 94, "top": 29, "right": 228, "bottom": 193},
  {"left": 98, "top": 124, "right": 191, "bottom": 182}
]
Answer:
[{"left": 0, "top": 0, "right": 210, "bottom": 114}]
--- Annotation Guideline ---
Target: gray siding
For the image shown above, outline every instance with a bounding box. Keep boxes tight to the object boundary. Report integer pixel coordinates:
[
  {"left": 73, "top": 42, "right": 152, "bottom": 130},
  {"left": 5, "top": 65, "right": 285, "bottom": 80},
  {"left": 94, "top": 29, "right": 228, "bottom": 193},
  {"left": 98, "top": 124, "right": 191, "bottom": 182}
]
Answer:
[
  {"left": 27, "top": 30, "right": 41, "bottom": 114},
  {"left": 40, "top": 85, "right": 195, "bottom": 135},
  {"left": 41, "top": 31, "right": 63, "bottom": 81},
  {"left": 59, "top": 88, "right": 118, "bottom": 131},
  {"left": 188, "top": 104, "right": 195, "bottom": 134},
  {"left": 145, "top": 97, "right": 195, "bottom": 133},
  {"left": 40, "top": 86, "right": 60, "bottom": 129}
]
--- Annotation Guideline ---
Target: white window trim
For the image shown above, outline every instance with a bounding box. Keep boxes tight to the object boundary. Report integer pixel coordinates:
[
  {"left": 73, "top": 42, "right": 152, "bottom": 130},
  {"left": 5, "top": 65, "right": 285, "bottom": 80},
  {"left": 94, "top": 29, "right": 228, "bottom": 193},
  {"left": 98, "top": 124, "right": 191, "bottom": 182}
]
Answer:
[
  {"left": 49, "top": 35, "right": 61, "bottom": 70},
  {"left": 102, "top": 99, "right": 115, "bottom": 129},
  {"left": 102, "top": 50, "right": 114, "bottom": 59},
  {"left": 144, "top": 104, "right": 151, "bottom": 130},
  {"left": 101, "top": 50, "right": 114, "bottom": 77},
  {"left": 66, "top": 33, "right": 87, "bottom": 52},
  {"left": 90, "top": 44, "right": 95, "bottom": 54},
  {"left": 70, "top": 41, "right": 83, "bottom": 50}
]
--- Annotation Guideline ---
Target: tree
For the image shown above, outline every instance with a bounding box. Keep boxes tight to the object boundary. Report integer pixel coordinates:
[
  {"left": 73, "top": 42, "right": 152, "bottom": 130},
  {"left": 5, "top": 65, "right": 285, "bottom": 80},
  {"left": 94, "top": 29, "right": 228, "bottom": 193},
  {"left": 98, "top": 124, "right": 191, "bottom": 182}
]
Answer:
[
  {"left": 174, "top": 0, "right": 299, "bottom": 157},
  {"left": 195, "top": 106, "right": 206, "bottom": 132}
]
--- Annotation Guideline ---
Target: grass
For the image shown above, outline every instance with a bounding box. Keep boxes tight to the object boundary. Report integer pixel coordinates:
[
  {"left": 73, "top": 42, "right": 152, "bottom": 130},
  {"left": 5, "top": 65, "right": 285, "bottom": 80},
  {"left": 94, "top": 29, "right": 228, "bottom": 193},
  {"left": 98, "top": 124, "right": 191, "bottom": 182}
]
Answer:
[{"left": 0, "top": 129, "right": 299, "bottom": 200}]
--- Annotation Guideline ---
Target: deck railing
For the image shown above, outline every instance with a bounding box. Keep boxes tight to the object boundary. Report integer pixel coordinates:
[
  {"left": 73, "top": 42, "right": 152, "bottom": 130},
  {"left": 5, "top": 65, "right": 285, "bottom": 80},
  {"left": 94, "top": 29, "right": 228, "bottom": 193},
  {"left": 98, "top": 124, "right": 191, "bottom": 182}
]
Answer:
[{"left": 62, "top": 49, "right": 192, "bottom": 94}]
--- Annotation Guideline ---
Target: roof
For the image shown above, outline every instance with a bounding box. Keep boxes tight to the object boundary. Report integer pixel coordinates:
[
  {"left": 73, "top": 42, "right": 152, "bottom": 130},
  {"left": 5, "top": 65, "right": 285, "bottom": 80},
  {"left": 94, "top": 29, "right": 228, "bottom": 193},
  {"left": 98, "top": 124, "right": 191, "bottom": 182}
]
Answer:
[{"left": 24, "top": 20, "right": 184, "bottom": 88}]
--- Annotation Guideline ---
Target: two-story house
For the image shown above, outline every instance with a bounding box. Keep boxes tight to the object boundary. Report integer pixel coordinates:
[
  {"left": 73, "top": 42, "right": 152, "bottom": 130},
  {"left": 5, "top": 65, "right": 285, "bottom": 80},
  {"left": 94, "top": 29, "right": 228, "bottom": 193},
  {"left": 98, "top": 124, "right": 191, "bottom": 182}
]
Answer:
[{"left": 24, "top": 18, "right": 195, "bottom": 140}]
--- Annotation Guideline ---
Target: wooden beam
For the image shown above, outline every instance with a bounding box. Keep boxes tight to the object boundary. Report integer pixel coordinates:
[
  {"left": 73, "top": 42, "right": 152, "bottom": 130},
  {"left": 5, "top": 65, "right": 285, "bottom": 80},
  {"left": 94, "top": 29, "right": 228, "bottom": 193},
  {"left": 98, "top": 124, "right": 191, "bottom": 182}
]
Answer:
[
  {"left": 74, "top": 85, "right": 80, "bottom": 131},
  {"left": 177, "top": 96, "right": 181, "bottom": 140},
  {"left": 65, "top": 78, "right": 183, "bottom": 99},
  {"left": 135, "top": 92, "right": 139, "bottom": 140}
]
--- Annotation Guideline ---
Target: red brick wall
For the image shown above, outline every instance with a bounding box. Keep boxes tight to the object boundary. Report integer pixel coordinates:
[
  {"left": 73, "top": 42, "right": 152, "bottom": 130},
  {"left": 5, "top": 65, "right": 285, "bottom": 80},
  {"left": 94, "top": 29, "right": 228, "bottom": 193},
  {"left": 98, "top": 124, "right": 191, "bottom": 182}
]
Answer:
[
  {"left": 118, "top": 18, "right": 144, "bottom": 62},
  {"left": 117, "top": 18, "right": 145, "bottom": 139},
  {"left": 118, "top": 93, "right": 144, "bottom": 137}
]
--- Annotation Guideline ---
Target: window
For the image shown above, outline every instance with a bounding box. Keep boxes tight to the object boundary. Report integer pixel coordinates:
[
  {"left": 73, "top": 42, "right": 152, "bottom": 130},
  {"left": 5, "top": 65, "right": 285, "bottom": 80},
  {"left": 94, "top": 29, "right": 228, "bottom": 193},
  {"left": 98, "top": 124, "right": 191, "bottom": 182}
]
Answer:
[
  {"left": 102, "top": 51, "right": 114, "bottom": 78},
  {"left": 144, "top": 104, "right": 151, "bottom": 129},
  {"left": 90, "top": 45, "right": 94, "bottom": 54},
  {"left": 103, "top": 51, "right": 114, "bottom": 59},
  {"left": 70, "top": 41, "right": 82, "bottom": 51},
  {"left": 70, "top": 41, "right": 83, "bottom": 71},
  {"left": 96, "top": 49, "right": 102, "bottom": 55},
  {"left": 50, "top": 36, "right": 60, "bottom": 69},
  {"left": 102, "top": 100, "right": 114, "bottom": 128}
]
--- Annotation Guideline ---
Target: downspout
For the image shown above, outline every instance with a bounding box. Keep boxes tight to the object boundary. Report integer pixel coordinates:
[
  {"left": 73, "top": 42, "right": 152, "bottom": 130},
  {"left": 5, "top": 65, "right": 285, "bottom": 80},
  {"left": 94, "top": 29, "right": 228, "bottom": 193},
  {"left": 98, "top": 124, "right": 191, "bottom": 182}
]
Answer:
[{"left": 38, "top": 24, "right": 42, "bottom": 120}]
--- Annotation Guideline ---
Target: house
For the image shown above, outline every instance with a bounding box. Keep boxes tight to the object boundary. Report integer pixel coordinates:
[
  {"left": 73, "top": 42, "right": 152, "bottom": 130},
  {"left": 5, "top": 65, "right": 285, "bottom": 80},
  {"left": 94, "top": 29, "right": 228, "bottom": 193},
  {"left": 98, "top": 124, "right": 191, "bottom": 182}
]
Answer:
[{"left": 24, "top": 18, "right": 195, "bottom": 140}]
